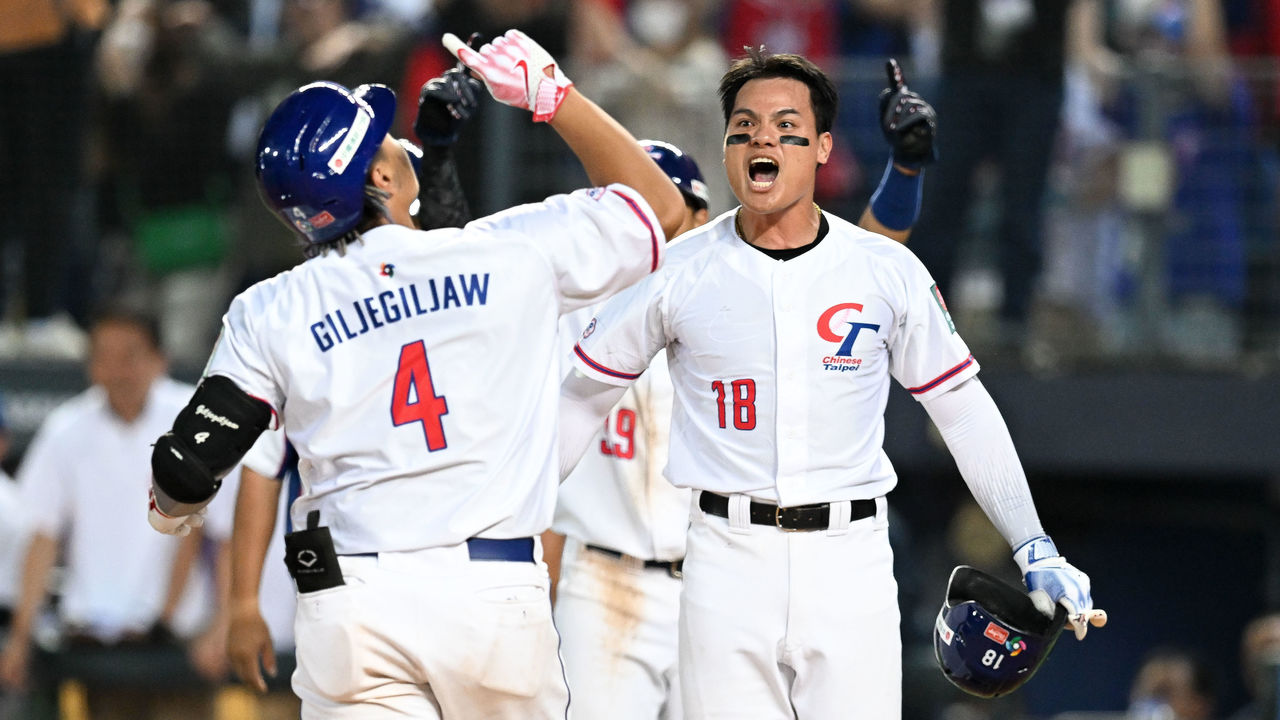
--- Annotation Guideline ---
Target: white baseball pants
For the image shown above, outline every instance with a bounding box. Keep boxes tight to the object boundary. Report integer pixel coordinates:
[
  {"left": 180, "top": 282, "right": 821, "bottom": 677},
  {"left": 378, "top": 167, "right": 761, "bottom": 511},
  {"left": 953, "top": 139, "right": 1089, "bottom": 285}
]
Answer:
[
  {"left": 291, "top": 541, "right": 569, "bottom": 719},
  {"left": 554, "top": 537, "right": 683, "bottom": 720},
  {"left": 679, "top": 493, "right": 901, "bottom": 719}
]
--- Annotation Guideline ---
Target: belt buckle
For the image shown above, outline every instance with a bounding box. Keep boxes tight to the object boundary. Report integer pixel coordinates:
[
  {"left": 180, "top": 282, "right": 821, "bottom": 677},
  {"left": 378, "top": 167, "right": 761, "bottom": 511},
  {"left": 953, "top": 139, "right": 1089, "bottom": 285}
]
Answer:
[
  {"left": 775, "top": 505, "right": 802, "bottom": 532},
  {"left": 669, "top": 562, "right": 683, "bottom": 580}
]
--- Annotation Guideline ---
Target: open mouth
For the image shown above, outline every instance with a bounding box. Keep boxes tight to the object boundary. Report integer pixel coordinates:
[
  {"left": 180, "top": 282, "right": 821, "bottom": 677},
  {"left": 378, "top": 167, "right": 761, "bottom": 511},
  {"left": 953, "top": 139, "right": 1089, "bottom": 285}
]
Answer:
[{"left": 749, "top": 157, "right": 779, "bottom": 190}]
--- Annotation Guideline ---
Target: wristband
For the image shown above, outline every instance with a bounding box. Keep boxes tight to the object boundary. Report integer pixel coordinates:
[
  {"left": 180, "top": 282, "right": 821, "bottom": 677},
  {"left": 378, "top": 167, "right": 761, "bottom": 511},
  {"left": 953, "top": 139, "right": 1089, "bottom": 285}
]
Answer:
[{"left": 868, "top": 158, "right": 923, "bottom": 231}]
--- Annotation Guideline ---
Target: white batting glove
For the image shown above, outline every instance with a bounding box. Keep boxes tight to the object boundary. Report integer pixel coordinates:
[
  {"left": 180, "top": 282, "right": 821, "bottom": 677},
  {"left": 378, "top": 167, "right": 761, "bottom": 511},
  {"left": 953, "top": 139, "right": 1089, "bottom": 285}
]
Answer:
[
  {"left": 1014, "top": 535, "right": 1108, "bottom": 641},
  {"left": 147, "top": 487, "right": 207, "bottom": 536},
  {"left": 442, "top": 29, "right": 573, "bottom": 123}
]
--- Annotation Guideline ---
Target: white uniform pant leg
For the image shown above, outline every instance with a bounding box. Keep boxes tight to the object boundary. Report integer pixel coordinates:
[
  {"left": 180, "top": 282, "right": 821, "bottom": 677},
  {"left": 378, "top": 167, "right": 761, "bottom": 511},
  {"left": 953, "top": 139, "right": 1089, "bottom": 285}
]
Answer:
[
  {"left": 554, "top": 538, "right": 683, "bottom": 720},
  {"left": 679, "top": 496, "right": 901, "bottom": 720},
  {"left": 679, "top": 504, "right": 792, "bottom": 720},
  {"left": 292, "top": 547, "right": 569, "bottom": 720},
  {"left": 787, "top": 504, "right": 900, "bottom": 719}
]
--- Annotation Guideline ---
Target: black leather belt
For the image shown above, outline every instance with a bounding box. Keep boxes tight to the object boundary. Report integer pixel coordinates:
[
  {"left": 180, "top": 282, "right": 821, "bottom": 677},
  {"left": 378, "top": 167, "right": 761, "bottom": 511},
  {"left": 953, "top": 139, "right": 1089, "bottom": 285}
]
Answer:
[
  {"left": 698, "top": 492, "right": 876, "bottom": 532},
  {"left": 585, "top": 544, "right": 684, "bottom": 579}
]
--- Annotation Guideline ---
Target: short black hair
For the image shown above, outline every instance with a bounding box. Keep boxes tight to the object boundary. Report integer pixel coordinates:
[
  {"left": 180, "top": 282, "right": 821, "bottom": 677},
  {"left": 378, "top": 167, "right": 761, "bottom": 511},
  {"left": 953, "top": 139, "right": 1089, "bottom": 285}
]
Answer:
[
  {"left": 718, "top": 46, "right": 838, "bottom": 136},
  {"left": 90, "top": 303, "right": 163, "bottom": 353}
]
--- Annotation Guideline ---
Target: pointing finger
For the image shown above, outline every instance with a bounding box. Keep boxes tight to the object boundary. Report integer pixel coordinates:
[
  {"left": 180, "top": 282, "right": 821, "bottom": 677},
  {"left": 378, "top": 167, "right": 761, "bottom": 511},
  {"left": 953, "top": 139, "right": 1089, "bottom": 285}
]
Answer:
[
  {"left": 885, "top": 58, "right": 906, "bottom": 92},
  {"left": 442, "top": 32, "right": 466, "bottom": 59}
]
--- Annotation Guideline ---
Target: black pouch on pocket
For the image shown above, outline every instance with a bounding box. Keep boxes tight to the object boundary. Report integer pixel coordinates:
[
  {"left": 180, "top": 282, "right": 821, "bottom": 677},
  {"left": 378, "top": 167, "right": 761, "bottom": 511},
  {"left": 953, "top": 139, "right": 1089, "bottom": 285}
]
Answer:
[{"left": 284, "top": 511, "right": 345, "bottom": 593}]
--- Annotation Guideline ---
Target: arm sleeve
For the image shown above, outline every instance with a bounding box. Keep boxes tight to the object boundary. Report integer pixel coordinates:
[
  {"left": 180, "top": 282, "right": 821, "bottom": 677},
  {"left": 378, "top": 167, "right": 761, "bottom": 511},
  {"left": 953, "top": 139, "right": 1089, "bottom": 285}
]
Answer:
[
  {"left": 559, "top": 369, "right": 628, "bottom": 480},
  {"left": 466, "top": 183, "right": 665, "bottom": 314},
  {"left": 920, "top": 377, "right": 1045, "bottom": 548},
  {"left": 416, "top": 145, "right": 473, "bottom": 230}
]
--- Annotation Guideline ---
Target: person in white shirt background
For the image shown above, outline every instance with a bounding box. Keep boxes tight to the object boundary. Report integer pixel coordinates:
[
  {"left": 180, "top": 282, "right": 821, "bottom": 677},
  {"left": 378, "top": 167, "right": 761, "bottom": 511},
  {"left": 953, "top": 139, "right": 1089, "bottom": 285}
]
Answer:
[{"left": 0, "top": 306, "right": 220, "bottom": 720}]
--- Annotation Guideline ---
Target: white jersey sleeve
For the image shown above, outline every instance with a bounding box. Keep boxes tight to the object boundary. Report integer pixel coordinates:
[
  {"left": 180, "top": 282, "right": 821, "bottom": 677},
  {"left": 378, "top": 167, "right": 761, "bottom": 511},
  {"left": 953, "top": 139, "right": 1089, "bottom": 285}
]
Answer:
[
  {"left": 207, "top": 292, "right": 285, "bottom": 419},
  {"left": 202, "top": 429, "right": 290, "bottom": 542},
  {"left": 467, "top": 183, "right": 664, "bottom": 314},
  {"left": 887, "top": 251, "right": 979, "bottom": 400},
  {"left": 241, "top": 427, "right": 289, "bottom": 479},
  {"left": 567, "top": 267, "right": 671, "bottom": 387}
]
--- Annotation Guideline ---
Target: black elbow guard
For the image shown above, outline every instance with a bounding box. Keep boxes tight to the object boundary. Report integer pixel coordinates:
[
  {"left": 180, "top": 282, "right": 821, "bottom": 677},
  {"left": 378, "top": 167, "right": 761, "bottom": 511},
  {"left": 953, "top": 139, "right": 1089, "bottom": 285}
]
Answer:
[{"left": 151, "top": 375, "right": 272, "bottom": 509}]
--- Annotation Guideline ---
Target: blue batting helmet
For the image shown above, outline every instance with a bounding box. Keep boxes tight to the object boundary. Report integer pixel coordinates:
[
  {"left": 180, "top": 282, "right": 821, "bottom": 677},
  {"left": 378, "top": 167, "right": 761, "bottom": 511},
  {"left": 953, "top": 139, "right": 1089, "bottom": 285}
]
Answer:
[
  {"left": 934, "top": 565, "right": 1068, "bottom": 699},
  {"left": 640, "top": 140, "right": 709, "bottom": 211},
  {"left": 256, "top": 81, "right": 397, "bottom": 244}
]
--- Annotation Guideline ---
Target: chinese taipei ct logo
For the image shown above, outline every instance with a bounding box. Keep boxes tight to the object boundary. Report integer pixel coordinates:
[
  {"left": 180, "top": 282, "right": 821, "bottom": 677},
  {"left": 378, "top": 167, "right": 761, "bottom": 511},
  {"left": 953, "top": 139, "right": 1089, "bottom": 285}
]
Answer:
[{"left": 817, "top": 303, "right": 880, "bottom": 372}]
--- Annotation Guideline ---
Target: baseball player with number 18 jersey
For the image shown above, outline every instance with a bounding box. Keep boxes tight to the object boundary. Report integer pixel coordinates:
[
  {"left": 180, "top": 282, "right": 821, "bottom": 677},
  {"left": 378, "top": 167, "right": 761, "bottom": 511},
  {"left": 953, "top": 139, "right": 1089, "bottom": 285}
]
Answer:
[{"left": 559, "top": 49, "right": 1103, "bottom": 719}]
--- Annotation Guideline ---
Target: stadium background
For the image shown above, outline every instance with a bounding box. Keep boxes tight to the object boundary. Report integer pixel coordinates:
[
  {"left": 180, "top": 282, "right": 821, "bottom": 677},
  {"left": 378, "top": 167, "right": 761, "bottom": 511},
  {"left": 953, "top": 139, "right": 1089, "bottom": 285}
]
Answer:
[{"left": 1, "top": 0, "right": 1278, "bottom": 718}]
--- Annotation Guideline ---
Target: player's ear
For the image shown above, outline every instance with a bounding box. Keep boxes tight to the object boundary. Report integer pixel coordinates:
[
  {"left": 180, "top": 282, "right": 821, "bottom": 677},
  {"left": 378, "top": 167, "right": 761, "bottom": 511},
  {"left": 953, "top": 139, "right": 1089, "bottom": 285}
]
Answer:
[
  {"left": 367, "top": 155, "right": 395, "bottom": 192},
  {"left": 816, "top": 132, "right": 833, "bottom": 166}
]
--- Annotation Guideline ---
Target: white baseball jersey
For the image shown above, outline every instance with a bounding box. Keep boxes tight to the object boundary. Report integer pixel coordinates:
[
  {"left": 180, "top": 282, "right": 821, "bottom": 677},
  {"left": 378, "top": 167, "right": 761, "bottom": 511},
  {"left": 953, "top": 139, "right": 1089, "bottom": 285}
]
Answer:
[
  {"left": 205, "top": 184, "right": 663, "bottom": 554},
  {"left": 18, "top": 378, "right": 213, "bottom": 640},
  {"left": 554, "top": 308, "right": 689, "bottom": 562},
  {"left": 572, "top": 208, "right": 978, "bottom": 504}
]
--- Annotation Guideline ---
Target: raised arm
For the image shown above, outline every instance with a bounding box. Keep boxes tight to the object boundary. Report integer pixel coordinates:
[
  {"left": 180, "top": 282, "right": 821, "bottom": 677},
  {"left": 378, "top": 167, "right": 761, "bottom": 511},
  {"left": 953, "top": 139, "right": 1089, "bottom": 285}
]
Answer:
[
  {"left": 444, "top": 29, "right": 685, "bottom": 240},
  {"left": 411, "top": 45, "right": 485, "bottom": 230},
  {"left": 858, "top": 59, "right": 937, "bottom": 243}
]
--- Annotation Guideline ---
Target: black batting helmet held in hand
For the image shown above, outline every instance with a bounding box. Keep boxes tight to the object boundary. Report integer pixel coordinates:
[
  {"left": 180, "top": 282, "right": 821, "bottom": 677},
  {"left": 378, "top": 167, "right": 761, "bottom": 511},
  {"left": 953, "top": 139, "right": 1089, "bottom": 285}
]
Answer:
[{"left": 934, "top": 565, "right": 1068, "bottom": 699}]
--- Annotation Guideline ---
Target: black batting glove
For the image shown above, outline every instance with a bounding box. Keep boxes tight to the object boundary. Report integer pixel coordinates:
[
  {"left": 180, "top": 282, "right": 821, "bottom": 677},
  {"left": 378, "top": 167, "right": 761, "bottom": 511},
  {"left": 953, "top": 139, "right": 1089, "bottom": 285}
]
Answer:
[
  {"left": 878, "top": 58, "right": 938, "bottom": 167},
  {"left": 414, "top": 66, "right": 484, "bottom": 147}
]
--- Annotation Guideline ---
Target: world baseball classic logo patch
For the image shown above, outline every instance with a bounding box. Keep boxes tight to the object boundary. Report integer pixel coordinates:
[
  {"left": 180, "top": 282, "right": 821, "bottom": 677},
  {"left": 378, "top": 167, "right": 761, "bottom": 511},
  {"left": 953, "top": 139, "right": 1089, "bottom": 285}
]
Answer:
[{"left": 816, "top": 302, "right": 880, "bottom": 373}]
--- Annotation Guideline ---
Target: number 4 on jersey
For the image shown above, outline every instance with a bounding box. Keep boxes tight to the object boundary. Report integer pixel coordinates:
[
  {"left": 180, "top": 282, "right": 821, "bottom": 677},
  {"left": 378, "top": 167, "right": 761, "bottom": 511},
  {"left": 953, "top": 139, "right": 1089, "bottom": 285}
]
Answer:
[{"left": 391, "top": 340, "right": 450, "bottom": 450}]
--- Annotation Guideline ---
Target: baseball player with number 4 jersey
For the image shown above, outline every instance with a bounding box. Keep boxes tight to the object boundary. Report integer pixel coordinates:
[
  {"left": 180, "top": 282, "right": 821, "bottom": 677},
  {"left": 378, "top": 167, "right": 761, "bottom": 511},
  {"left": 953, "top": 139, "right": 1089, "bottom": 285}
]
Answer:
[
  {"left": 145, "top": 29, "right": 685, "bottom": 719},
  {"left": 560, "top": 48, "right": 1107, "bottom": 719}
]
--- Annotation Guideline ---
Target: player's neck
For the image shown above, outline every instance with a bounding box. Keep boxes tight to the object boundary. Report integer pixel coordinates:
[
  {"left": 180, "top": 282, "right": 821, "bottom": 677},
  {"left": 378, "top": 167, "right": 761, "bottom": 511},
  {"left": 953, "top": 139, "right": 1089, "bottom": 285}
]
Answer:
[{"left": 735, "top": 201, "right": 822, "bottom": 251}]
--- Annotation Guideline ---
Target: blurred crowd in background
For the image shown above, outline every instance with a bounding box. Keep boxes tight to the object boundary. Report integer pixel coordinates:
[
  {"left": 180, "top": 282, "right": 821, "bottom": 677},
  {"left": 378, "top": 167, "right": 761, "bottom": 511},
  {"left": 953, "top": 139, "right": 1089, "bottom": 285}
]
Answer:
[
  {"left": 0, "top": 0, "right": 1276, "bottom": 372},
  {"left": 1, "top": 0, "right": 1279, "bottom": 719}
]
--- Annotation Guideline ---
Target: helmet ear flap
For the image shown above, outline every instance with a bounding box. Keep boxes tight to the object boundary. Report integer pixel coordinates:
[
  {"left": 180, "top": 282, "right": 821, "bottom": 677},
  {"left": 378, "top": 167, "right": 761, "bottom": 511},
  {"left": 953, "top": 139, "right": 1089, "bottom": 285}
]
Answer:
[{"left": 934, "top": 565, "right": 1068, "bottom": 698}]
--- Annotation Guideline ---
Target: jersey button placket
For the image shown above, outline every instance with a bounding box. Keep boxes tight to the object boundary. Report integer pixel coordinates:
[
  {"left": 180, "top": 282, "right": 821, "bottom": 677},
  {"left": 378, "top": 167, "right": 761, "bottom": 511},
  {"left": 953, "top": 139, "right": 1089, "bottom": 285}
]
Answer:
[{"left": 772, "top": 266, "right": 808, "bottom": 502}]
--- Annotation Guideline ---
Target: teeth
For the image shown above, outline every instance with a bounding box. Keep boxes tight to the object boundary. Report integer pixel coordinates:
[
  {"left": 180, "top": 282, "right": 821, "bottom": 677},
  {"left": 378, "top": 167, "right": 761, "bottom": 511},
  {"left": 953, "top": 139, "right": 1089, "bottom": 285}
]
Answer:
[{"left": 748, "top": 157, "right": 779, "bottom": 190}]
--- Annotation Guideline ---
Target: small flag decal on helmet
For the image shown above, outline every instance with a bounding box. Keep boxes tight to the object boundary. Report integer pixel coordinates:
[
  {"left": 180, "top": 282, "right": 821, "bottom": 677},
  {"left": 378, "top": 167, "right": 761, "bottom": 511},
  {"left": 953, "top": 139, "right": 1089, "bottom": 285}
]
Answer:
[{"left": 936, "top": 611, "right": 954, "bottom": 645}]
